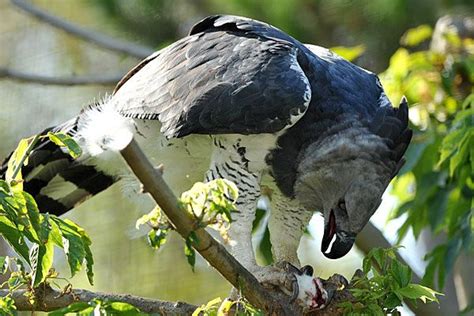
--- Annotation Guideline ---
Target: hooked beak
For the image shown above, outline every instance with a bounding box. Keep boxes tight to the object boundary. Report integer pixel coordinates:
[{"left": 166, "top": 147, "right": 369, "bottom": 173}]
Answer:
[{"left": 321, "top": 209, "right": 356, "bottom": 259}]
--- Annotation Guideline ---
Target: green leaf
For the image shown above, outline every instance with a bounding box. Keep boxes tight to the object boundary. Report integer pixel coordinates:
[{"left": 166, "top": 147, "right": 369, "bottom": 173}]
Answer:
[
  {"left": 396, "top": 284, "right": 442, "bottom": 303},
  {"left": 29, "top": 240, "right": 54, "bottom": 287},
  {"left": 331, "top": 45, "right": 366, "bottom": 61},
  {"left": 8, "top": 273, "right": 23, "bottom": 289},
  {"left": 398, "top": 140, "right": 430, "bottom": 175},
  {"left": 0, "top": 295, "right": 17, "bottom": 315},
  {"left": 47, "top": 132, "right": 82, "bottom": 159},
  {"left": 390, "top": 259, "right": 412, "bottom": 288},
  {"left": 48, "top": 302, "right": 91, "bottom": 315},
  {"left": 5, "top": 138, "right": 30, "bottom": 186},
  {"left": 106, "top": 301, "right": 144, "bottom": 315},
  {"left": 0, "top": 256, "right": 7, "bottom": 274},
  {"left": 49, "top": 300, "right": 147, "bottom": 316},
  {"left": 147, "top": 228, "right": 169, "bottom": 249},
  {"left": 0, "top": 216, "right": 30, "bottom": 264},
  {"left": 184, "top": 238, "right": 196, "bottom": 272},
  {"left": 389, "top": 48, "right": 410, "bottom": 79},
  {"left": 449, "top": 131, "right": 471, "bottom": 177},
  {"left": 51, "top": 217, "right": 94, "bottom": 284},
  {"left": 401, "top": 25, "right": 433, "bottom": 46},
  {"left": 443, "top": 238, "right": 462, "bottom": 283},
  {"left": 55, "top": 219, "right": 86, "bottom": 277},
  {"left": 427, "top": 188, "right": 449, "bottom": 230},
  {"left": 23, "top": 192, "right": 42, "bottom": 242},
  {"left": 136, "top": 206, "right": 161, "bottom": 229},
  {"left": 384, "top": 292, "right": 401, "bottom": 311},
  {"left": 84, "top": 239, "right": 94, "bottom": 285},
  {"left": 422, "top": 245, "right": 445, "bottom": 289}
]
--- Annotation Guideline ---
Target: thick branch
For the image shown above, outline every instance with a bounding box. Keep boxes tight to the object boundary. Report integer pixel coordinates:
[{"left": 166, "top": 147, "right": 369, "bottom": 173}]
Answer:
[
  {"left": 120, "top": 139, "right": 298, "bottom": 315},
  {"left": 0, "top": 67, "right": 122, "bottom": 86},
  {"left": 0, "top": 286, "right": 197, "bottom": 315},
  {"left": 11, "top": 0, "right": 154, "bottom": 59}
]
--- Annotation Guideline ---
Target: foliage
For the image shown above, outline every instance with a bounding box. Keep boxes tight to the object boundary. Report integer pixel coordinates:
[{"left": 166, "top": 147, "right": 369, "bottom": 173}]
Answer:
[
  {"left": 47, "top": 132, "right": 83, "bottom": 159},
  {"left": 193, "top": 297, "right": 263, "bottom": 316},
  {"left": 48, "top": 299, "right": 147, "bottom": 316},
  {"left": 0, "top": 134, "right": 94, "bottom": 286},
  {"left": 136, "top": 206, "right": 171, "bottom": 250},
  {"left": 340, "top": 247, "right": 442, "bottom": 315},
  {"left": 0, "top": 134, "right": 96, "bottom": 314},
  {"left": 330, "top": 45, "right": 366, "bottom": 62},
  {"left": 381, "top": 25, "right": 473, "bottom": 289},
  {"left": 137, "top": 179, "right": 238, "bottom": 270}
]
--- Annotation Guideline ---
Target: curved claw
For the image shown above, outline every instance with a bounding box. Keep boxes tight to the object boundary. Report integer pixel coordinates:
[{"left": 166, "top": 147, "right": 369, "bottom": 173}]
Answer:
[
  {"left": 289, "top": 276, "right": 300, "bottom": 303},
  {"left": 321, "top": 274, "right": 349, "bottom": 304},
  {"left": 253, "top": 262, "right": 331, "bottom": 310}
]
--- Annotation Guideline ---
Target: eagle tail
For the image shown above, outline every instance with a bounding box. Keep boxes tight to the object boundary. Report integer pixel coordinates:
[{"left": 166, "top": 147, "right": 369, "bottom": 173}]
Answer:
[{"left": 0, "top": 101, "right": 134, "bottom": 216}]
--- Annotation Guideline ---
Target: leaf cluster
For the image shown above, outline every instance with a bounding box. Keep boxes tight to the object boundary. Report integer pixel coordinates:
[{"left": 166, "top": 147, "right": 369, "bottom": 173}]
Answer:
[
  {"left": 0, "top": 134, "right": 93, "bottom": 314},
  {"left": 49, "top": 299, "right": 147, "bottom": 316},
  {"left": 137, "top": 179, "right": 238, "bottom": 271},
  {"left": 193, "top": 297, "right": 263, "bottom": 316},
  {"left": 381, "top": 25, "right": 473, "bottom": 289},
  {"left": 340, "top": 247, "right": 442, "bottom": 315}
]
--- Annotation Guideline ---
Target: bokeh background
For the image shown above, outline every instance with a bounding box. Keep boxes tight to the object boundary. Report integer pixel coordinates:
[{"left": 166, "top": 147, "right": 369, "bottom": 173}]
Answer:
[{"left": 0, "top": 0, "right": 472, "bottom": 315}]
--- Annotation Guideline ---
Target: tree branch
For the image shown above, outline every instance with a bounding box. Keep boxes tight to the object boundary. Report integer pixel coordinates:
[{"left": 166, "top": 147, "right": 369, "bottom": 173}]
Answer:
[
  {"left": 120, "top": 139, "right": 296, "bottom": 314},
  {"left": 10, "top": 0, "right": 154, "bottom": 59},
  {"left": 0, "top": 67, "right": 122, "bottom": 86},
  {"left": 0, "top": 285, "right": 197, "bottom": 315}
]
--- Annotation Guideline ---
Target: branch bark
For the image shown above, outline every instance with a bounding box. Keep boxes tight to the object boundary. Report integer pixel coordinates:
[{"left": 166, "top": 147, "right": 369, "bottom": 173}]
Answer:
[
  {"left": 0, "top": 67, "right": 123, "bottom": 86},
  {"left": 10, "top": 0, "right": 154, "bottom": 59},
  {"left": 0, "top": 285, "right": 197, "bottom": 315}
]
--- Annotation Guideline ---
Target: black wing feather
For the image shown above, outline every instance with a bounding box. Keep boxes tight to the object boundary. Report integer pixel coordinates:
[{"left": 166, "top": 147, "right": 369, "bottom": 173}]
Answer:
[{"left": 113, "top": 17, "right": 311, "bottom": 138}]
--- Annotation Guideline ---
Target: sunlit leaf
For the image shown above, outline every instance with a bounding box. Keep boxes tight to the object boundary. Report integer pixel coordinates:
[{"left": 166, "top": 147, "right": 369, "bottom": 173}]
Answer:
[
  {"left": 389, "top": 48, "right": 410, "bottom": 79},
  {"left": 48, "top": 302, "right": 91, "bottom": 315},
  {"left": 5, "top": 138, "right": 30, "bottom": 187},
  {"left": 396, "top": 284, "right": 442, "bottom": 303},
  {"left": 331, "top": 45, "right": 366, "bottom": 61},
  {"left": 192, "top": 297, "right": 221, "bottom": 316},
  {"left": 106, "top": 301, "right": 144, "bottom": 315},
  {"left": 47, "top": 132, "right": 82, "bottom": 159},
  {"left": 401, "top": 25, "right": 433, "bottom": 46},
  {"left": 0, "top": 295, "right": 17, "bottom": 315},
  {"left": 147, "top": 228, "right": 169, "bottom": 249}
]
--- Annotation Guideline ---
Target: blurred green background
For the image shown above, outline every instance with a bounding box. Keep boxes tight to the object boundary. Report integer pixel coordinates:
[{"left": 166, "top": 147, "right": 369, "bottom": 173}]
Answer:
[{"left": 0, "top": 0, "right": 473, "bottom": 315}]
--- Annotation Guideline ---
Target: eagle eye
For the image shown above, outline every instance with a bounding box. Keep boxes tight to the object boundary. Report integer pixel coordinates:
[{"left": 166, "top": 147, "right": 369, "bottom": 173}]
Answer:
[{"left": 338, "top": 200, "right": 346, "bottom": 211}]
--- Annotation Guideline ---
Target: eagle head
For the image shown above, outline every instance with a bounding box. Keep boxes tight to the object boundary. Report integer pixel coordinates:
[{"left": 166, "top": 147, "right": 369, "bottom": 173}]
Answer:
[{"left": 292, "top": 100, "right": 411, "bottom": 259}]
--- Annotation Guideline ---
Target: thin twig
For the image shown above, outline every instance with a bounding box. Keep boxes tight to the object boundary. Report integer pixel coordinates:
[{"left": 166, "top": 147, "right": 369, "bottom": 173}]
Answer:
[
  {"left": 0, "top": 286, "right": 197, "bottom": 315},
  {"left": 0, "top": 67, "right": 122, "bottom": 86},
  {"left": 10, "top": 0, "right": 154, "bottom": 59}
]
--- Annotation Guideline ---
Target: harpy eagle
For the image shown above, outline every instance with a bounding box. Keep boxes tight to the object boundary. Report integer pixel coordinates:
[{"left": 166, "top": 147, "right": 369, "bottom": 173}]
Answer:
[{"left": 0, "top": 15, "right": 411, "bottom": 308}]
